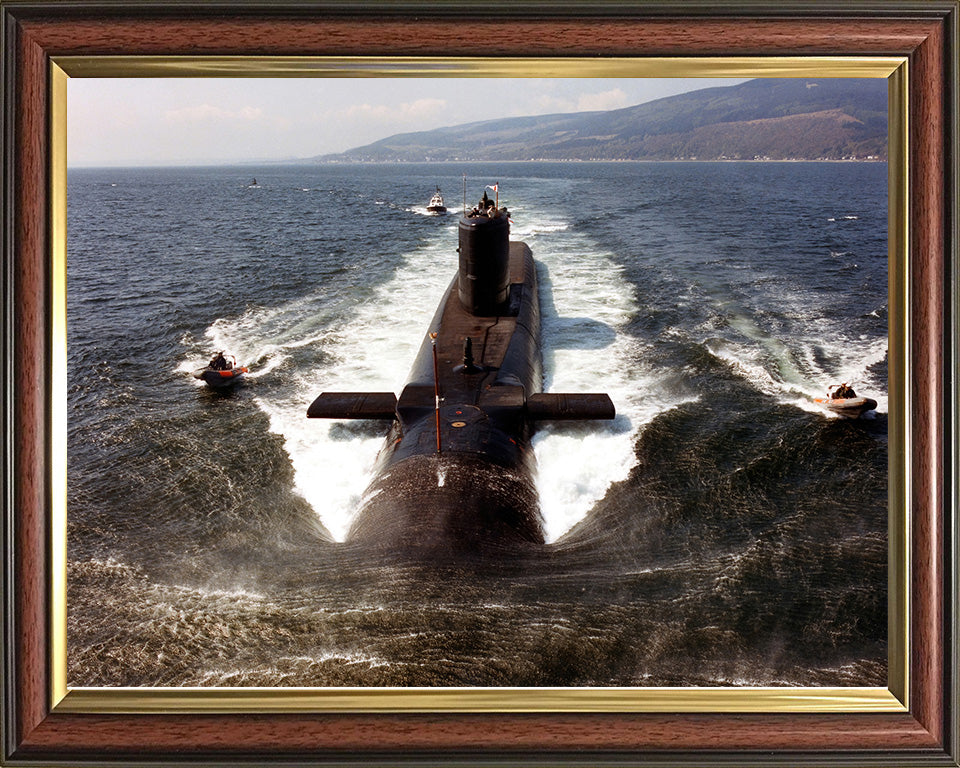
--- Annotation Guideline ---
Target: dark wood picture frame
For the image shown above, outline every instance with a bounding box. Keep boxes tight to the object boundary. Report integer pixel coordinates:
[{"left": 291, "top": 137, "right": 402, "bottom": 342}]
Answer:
[{"left": 2, "top": 1, "right": 957, "bottom": 765}]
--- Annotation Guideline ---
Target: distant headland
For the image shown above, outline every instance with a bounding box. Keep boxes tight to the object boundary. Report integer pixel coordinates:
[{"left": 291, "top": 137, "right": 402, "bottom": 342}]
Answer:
[{"left": 312, "top": 78, "right": 887, "bottom": 164}]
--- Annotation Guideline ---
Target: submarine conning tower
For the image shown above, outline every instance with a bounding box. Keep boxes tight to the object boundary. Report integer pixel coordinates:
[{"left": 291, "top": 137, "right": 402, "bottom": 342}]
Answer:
[{"left": 458, "top": 208, "right": 511, "bottom": 316}]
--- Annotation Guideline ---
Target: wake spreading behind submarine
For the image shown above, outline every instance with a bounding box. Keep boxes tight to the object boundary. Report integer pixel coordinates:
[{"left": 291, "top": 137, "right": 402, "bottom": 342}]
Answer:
[{"left": 307, "top": 191, "right": 615, "bottom": 554}]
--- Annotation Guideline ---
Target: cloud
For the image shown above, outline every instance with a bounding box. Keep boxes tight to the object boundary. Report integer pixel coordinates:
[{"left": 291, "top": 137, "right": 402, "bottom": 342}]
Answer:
[
  {"left": 313, "top": 97, "right": 450, "bottom": 150},
  {"left": 576, "top": 88, "right": 631, "bottom": 112},
  {"left": 164, "top": 104, "right": 265, "bottom": 123},
  {"left": 530, "top": 95, "right": 577, "bottom": 114},
  {"left": 332, "top": 97, "right": 447, "bottom": 124},
  {"left": 529, "top": 88, "right": 632, "bottom": 116}
]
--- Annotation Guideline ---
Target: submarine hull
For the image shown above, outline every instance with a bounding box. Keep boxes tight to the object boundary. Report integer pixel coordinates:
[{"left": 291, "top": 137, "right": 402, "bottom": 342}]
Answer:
[
  {"left": 308, "top": 206, "right": 614, "bottom": 553},
  {"left": 348, "top": 453, "right": 542, "bottom": 555},
  {"left": 347, "top": 240, "right": 544, "bottom": 552}
]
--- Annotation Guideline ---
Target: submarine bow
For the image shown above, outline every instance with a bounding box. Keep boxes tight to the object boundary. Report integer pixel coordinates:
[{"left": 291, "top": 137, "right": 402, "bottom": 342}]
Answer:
[{"left": 308, "top": 198, "right": 614, "bottom": 553}]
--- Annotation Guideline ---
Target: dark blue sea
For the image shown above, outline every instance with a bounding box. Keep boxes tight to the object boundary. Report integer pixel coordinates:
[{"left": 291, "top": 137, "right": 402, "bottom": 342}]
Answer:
[{"left": 67, "top": 161, "right": 888, "bottom": 687}]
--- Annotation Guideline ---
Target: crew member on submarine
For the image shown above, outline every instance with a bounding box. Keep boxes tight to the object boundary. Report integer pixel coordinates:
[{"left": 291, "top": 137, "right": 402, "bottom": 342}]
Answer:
[{"left": 307, "top": 186, "right": 615, "bottom": 555}]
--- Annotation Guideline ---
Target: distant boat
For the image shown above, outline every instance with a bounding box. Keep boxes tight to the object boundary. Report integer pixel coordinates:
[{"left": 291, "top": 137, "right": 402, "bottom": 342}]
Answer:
[
  {"left": 426, "top": 187, "right": 447, "bottom": 213},
  {"left": 249, "top": 178, "right": 259, "bottom": 187}
]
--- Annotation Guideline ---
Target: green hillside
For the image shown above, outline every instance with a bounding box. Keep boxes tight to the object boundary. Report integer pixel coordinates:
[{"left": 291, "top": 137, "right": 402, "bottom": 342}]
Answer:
[{"left": 317, "top": 78, "right": 886, "bottom": 163}]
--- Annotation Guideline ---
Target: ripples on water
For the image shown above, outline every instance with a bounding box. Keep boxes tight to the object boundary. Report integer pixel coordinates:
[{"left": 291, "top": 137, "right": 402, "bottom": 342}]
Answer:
[{"left": 67, "top": 161, "right": 888, "bottom": 687}]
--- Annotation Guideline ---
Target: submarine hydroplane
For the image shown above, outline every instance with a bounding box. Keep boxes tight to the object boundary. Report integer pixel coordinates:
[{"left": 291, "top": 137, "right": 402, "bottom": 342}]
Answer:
[{"left": 307, "top": 190, "right": 614, "bottom": 553}]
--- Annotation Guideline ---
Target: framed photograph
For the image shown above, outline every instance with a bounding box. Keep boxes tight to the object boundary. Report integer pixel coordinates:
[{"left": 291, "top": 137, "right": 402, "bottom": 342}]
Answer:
[{"left": 2, "top": 2, "right": 957, "bottom": 765}]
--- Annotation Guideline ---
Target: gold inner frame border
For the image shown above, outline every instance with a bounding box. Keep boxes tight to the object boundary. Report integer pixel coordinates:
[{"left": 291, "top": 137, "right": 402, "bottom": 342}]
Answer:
[{"left": 49, "top": 55, "right": 910, "bottom": 715}]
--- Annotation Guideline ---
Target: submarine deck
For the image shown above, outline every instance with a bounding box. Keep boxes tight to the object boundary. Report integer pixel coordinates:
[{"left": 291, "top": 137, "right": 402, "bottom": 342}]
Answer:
[
  {"left": 306, "top": 240, "right": 539, "bottom": 423},
  {"left": 408, "top": 240, "right": 539, "bottom": 411},
  {"left": 346, "top": 240, "right": 545, "bottom": 548}
]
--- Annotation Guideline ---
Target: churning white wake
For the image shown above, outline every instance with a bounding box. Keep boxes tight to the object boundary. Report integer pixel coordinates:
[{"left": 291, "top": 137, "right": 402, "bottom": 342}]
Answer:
[
  {"left": 180, "top": 206, "right": 687, "bottom": 544},
  {"left": 178, "top": 231, "right": 454, "bottom": 541},
  {"left": 702, "top": 293, "right": 889, "bottom": 417},
  {"left": 510, "top": 207, "right": 691, "bottom": 542}
]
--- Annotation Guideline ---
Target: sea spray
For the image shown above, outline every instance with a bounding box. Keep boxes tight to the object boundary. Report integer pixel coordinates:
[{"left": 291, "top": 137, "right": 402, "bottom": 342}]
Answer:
[
  {"left": 183, "top": 237, "right": 452, "bottom": 540},
  {"left": 521, "top": 217, "right": 692, "bottom": 542}
]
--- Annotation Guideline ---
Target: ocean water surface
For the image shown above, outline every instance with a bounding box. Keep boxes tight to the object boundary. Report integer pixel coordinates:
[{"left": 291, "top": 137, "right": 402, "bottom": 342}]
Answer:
[{"left": 67, "top": 161, "right": 888, "bottom": 686}]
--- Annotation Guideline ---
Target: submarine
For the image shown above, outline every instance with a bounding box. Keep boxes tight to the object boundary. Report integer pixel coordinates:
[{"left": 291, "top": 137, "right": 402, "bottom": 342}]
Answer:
[{"left": 307, "top": 191, "right": 614, "bottom": 554}]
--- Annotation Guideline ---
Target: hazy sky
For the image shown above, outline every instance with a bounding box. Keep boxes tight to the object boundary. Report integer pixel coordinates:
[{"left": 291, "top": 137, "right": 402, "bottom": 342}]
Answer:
[{"left": 67, "top": 77, "right": 748, "bottom": 167}]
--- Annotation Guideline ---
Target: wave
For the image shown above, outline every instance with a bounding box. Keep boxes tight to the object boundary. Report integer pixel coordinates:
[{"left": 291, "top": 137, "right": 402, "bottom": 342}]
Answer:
[
  {"left": 179, "top": 199, "right": 884, "bottom": 546},
  {"left": 703, "top": 303, "right": 888, "bottom": 415},
  {"left": 180, "top": 237, "right": 451, "bottom": 540},
  {"left": 175, "top": 296, "right": 345, "bottom": 383},
  {"left": 180, "top": 205, "right": 673, "bottom": 543},
  {"left": 510, "top": 221, "right": 570, "bottom": 236},
  {"left": 196, "top": 651, "right": 393, "bottom": 686},
  {"left": 522, "top": 217, "right": 693, "bottom": 542}
]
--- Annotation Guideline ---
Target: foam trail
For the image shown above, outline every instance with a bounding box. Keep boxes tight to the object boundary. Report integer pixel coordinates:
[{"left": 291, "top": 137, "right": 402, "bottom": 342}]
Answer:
[
  {"left": 522, "top": 211, "right": 691, "bottom": 543},
  {"left": 274, "top": 242, "right": 454, "bottom": 540},
  {"left": 704, "top": 300, "right": 888, "bottom": 416},
  {"left": 176, "top": 289, "right": 357, "bottom": 381},
  {"left": 181, "top": 238, "right": 451, "bottom": 540},
  {"left": 183, "top": 209, "right": 686, "bottom": 543}
]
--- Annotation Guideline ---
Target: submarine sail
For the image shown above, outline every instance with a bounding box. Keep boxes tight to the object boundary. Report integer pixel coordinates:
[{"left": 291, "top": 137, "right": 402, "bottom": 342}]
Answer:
[{"left": 307, "top": 192, "right": 614, "bottom": 554}]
